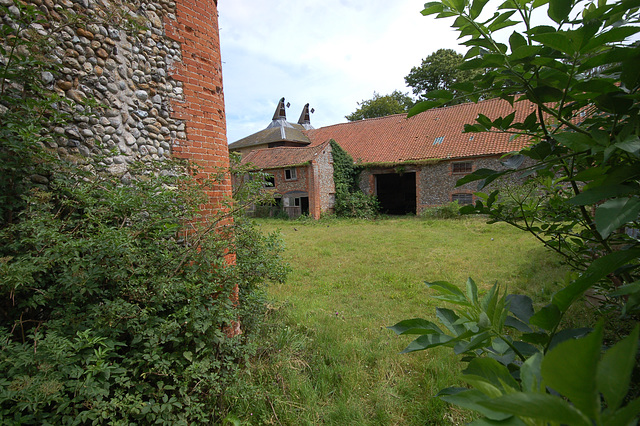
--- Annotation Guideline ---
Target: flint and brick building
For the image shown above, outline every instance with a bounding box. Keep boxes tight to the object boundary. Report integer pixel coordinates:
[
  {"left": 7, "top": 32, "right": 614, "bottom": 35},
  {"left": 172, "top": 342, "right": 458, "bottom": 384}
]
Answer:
[{"left": 230, "top": 97, "right": 536, "bottom": 217}]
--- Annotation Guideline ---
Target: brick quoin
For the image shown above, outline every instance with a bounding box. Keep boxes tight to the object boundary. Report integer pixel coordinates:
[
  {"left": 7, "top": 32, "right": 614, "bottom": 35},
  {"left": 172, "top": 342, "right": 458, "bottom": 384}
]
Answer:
[{"left": 165, "top": 1, "right": 241, "bottom": 336}]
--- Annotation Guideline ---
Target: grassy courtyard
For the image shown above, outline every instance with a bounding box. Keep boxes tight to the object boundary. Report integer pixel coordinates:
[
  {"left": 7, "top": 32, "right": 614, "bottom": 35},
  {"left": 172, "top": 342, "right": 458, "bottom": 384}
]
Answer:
[{"left": 225, "top": 216, "right": 571, "bottom": 425}]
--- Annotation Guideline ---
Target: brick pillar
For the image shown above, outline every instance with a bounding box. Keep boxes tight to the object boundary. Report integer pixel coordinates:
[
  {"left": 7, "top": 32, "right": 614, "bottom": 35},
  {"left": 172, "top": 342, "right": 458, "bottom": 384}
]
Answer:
[
  {"left": 165, "top": 0, "right": 232, "bottom": 223},
  {"left": 165, "top": 1, "right": 240, "bottom": 336},
  {"left": 309, "top": 161, "right": 321, "bottom": 219}
]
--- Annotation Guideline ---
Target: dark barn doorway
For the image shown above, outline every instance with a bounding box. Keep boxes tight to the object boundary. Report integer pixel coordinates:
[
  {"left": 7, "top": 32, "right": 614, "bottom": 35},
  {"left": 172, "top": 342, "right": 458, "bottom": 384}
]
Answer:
[{"left": 376, "top": 172, "right": 417, "bottom": 215}]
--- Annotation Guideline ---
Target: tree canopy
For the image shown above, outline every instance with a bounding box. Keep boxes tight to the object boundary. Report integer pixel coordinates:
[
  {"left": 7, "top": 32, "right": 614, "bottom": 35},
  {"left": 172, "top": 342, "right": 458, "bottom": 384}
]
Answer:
[
  {"left": 345, "top": 90, "right": 413, "bottom": 121},
  {"left": 404, "top": 48, "right": 476, "bottom": 103}
]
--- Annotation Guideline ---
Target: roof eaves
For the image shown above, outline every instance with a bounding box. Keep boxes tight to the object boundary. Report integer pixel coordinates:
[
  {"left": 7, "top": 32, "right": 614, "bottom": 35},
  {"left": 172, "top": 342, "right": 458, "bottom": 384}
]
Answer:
[{"left": 245, "top": 161, "right": 312, "bottom": 171}]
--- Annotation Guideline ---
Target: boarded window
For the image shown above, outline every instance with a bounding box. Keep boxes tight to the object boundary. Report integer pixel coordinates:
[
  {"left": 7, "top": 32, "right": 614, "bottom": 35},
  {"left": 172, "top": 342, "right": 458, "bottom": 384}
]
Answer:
[
  {"left": 452, "top": 162, "right": 473, "bottom": 174},
  {"left": 285, "top": 168, "right": 297, "bottom": 180},
  {"left": 452, "top": 193, "right": 473, "bottom": 205}
]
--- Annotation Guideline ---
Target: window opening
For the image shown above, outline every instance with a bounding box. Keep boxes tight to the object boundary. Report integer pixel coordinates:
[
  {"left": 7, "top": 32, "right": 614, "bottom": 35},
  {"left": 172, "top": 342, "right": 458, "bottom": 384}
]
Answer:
[
  {"left": 452, "top": 162, "right": 473, "bottom": 174},
  {"left": 285, "top": 168, "right": 297, "bottom": 180},
  {"left": 452, "top": 193, "right": 473, "bottom": 205},
  {"left": 433, "top": 136, "right": 445, "bottom": 145}
]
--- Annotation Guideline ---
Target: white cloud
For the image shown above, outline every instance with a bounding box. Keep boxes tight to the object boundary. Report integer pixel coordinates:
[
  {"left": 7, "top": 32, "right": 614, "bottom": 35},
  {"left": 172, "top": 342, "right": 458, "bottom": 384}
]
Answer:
[{"left": 218, "top": 0, "right": 463, "bottom": 143}]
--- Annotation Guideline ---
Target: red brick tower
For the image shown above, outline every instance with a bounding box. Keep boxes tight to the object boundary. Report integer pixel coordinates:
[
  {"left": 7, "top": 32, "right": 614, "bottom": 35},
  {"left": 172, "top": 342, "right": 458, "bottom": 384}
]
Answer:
[{"left": 165, "top": 0, "right": 231, "bottom": 219}]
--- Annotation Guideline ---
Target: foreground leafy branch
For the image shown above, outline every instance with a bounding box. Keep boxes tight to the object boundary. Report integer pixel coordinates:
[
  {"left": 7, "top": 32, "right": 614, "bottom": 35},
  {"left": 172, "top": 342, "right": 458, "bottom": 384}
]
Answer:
[{"left": 392, "top": 0, "right": 640, "bottom": 423}]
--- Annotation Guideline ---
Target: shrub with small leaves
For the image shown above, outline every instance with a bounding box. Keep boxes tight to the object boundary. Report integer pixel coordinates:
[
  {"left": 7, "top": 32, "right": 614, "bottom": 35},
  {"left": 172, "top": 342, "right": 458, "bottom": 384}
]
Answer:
[{"left": 0, "top": 1, "right": 288, "bottom": 422}]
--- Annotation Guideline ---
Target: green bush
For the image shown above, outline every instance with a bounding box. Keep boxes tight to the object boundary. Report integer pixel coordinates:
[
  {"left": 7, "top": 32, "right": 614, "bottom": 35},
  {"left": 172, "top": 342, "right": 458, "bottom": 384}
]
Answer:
[
  {"left": 419, "top": 201, "right": 462, "bottom": 220},
  {"left": 0, "top": 161, "right": 287, "bottom": 424},
  {"left": 334, "top": 190, "right": 380, "bottom": 219},
  {"left": 0, "top": 2, "right": 288, "bottom": 422}
]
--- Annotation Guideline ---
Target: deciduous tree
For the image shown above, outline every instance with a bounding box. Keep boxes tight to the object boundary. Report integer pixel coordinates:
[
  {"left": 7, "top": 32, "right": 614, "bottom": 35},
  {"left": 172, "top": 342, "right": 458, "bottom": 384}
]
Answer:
[
  {"left": 345, "top": 90, "right": 413, "bottom": 121},
  {"left": 404, "top": 48, "right": 476, "bottom": 103}
]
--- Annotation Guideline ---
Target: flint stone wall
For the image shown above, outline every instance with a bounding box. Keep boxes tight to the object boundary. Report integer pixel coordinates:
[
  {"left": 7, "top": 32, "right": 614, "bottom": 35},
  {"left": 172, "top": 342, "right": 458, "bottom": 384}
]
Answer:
[{"left": 2, "top": 0, "right": 230, "bottom": 212}]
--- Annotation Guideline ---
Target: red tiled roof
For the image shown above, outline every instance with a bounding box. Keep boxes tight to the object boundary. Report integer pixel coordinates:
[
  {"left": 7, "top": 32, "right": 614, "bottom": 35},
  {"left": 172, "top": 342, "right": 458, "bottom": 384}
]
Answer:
[
  {"left": 241, "top": 139, "right": 330, "bottom": 170},
  {"left": 305, "top": 98, "right": 537, "bottom": 164}
]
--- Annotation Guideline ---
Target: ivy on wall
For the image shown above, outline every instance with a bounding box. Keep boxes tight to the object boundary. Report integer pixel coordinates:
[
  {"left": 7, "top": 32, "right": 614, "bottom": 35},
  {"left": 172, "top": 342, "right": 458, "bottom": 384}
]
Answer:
[{"left": 330, "top": 139, "right": 379, "bottom": 218}]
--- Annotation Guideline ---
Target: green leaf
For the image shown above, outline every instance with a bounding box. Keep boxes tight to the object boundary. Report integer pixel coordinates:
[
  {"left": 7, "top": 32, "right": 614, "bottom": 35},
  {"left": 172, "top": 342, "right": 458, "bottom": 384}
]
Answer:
[
  {"left": 584, "top": 26, "right": 640, "bottom": 52},
  {"left": 605, "top": 396, "right": 640, "bottom": 426},
  {"left": 548, "top": 0, "right": 574, "bottom": 24},
  {"left": 481, "top": 284, "right": 499, "bottom": 316},
  {"left": 469, "top": 417, "right": 526, "bottom": 425},
  {"left": 387, "top": 318, "right": 444, "bottom": 335},
  {"left": 455, "top": 331, "right": 493, "bottom": 354},
  {"left": 467, "top": 277, "right": 479, "bottom": 306},
  {"left": 505, "top": 316, "right": 532, "bottom": 332},
  {"left": 529, "top": 303, "right": 561, "bottom": 330},
  {"left": 530, "top": 85, "right": 564, "bottom": 103},
  {"left": 609, "top": 281, "right": 640, "bottom": 297},
  {"left": 426, "top": 280, "right": 469, "bottom": 305},
  {"left": 532, "top": 31, "right": 576, "bottom": 54},
  {"left": 548, "top": 327, "right": 592, "bottom": 351},
  {"left": 596, "top": 92, "right": 634, "bottom": 115},
  {"left": 471, "top": 0, "right": 491, "bottom": 19},
  {"left": 480, "top": 393, "right": 591, "bottom": 426},
  {"left": 407, "top": 99, "right": 448, "bottom": 117},
  {"left": 508, "top": 45, "right": 543, "bottom": 61},
  {"left": 508, "top": 31, "right": 527, "bottom": 52},
  {"left": 521, "top": 331, "right": 550, "bottom": 345},
  {"left": 615, "top": 136, "right": 640, "bottom": 157},
  {"left": 595, "top": 197, "right": 640, "bottom": 239},
  {"left": 455, "top": 168, "right": 506, "bottom": 189},
  {"left": 438, "top": 388, "right": 514, "bottom": 421},
  {"left": 421, "top": 1, "right": 445, "bottom": 15},
  {"left": 436, "top": 307, "right": 467, "bottom": 335},
  {"left": 553, "top": 249, "right": 640, "bottom": 312},
  {"left": 400, "top": 333, "right": 455, "bottom": 353},
  {"left": 553, "top": 132, "right": 595, "bottom": 152},
  {"left": 542, "top": 323, "right": 602, "bottom": 417},
  {"left": 569, "top": 184, "right": 635, "bottom": 206},
  {"left": 504, "top": 294, "right": 531, "bottom": 321},
  {"left": 597, "top": 326, "right": 640, "bottom": 411},
  {"left": 463, "top": 357, "right": 520, "bottom": 392},
  {"left": 520, "top": 352, "right": 543, "bottom": 393},
  {"left": 422, "top": 89, "right": 455, "bottom": 101}
]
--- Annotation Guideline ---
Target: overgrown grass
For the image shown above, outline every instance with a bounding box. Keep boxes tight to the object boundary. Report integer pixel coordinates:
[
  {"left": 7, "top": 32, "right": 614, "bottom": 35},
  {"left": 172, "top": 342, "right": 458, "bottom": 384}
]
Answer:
[{"left": 223, "top": 216, "right": 570, "bottom": 425}]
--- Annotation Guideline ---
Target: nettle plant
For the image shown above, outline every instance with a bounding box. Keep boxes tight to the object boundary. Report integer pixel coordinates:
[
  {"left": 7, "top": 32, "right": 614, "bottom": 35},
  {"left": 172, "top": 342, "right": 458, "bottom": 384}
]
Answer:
[{"left": 391, "top": 0, "right": 640, "bottom": 424}]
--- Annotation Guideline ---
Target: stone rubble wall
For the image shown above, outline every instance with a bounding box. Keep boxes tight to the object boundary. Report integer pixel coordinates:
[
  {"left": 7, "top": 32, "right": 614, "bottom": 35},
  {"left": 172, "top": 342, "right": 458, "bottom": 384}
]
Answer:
[{"left": 2, "top": 0, "right": 230, "bottom": 207}]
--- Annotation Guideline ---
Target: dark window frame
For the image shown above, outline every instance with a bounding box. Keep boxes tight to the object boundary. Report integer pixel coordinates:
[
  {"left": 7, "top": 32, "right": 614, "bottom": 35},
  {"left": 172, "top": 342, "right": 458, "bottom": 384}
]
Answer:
[
  {"left": 264, "top": 174, "right": 275, "bottom": 188},
  {"left": 452, "top": 161, "right": 473, "bottom": 174},
  {"left": 284, "top": 168, "right": 297, "bottom": 181},
  {"left": 451, "top": 193, "right": 474, "bottom": 205}
]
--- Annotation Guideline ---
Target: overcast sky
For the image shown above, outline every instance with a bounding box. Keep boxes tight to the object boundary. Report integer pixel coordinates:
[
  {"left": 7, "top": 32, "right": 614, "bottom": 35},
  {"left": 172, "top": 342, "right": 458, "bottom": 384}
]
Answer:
[{"left": 217, "top": 1, "right": 463, "bottom": 143}]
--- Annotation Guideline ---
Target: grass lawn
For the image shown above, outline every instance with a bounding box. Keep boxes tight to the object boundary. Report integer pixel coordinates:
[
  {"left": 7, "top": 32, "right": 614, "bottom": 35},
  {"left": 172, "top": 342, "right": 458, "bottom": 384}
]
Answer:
[{"left": 225, "top": 216, "right": 570, "bottom": 425}]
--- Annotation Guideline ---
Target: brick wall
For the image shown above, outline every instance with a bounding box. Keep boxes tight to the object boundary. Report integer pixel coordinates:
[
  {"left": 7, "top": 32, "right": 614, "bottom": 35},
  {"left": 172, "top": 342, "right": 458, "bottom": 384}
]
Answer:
[
  {"left": 314, "top": 143, "right": 336, "bottom": 216},
  {"left": 416, "top": 156, "right": 531, "bottom": 211},
  {"left": 165, "top": 0, "right": 231, "bottom": 219},
  {"left": 358, "top": 156, "right": 530, "bottom": 214}
]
